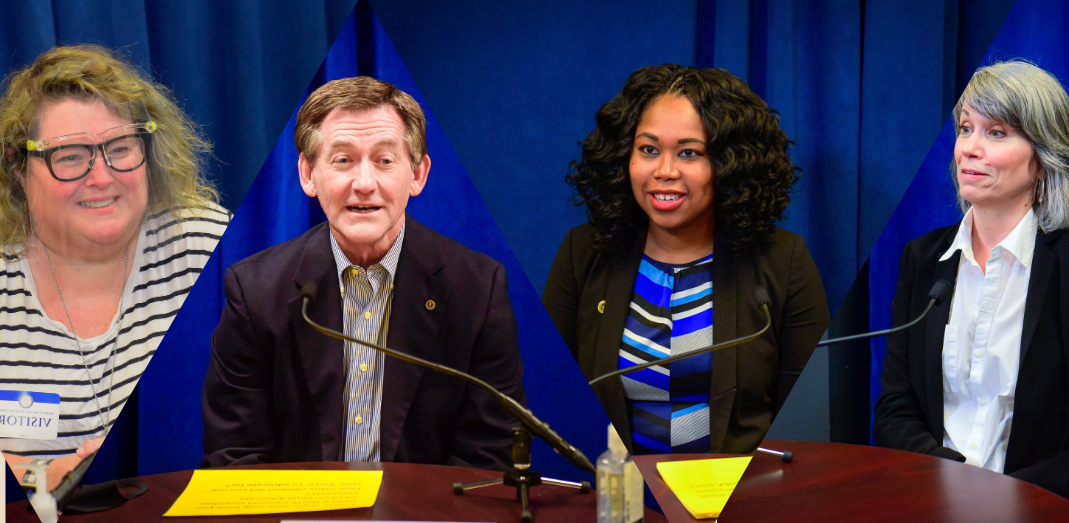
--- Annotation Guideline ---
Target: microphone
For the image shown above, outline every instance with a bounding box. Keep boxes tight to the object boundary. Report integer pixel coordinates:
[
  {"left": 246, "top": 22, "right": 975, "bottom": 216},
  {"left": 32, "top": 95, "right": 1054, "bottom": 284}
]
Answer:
[
  {"left": 52, "top": 450, "right": 97, "bottom": 511},
  {"left": 301, "top": 280, "right": 318, "bottom": 302},
  {"left": 588, "top": 286, "right": 774, "bottom": 387},
  {"left": 816, "top": 279, "right": 951, "bottom": 347},
  {"left": 298, "top": 282, "right": 596, "bottom": 474}
]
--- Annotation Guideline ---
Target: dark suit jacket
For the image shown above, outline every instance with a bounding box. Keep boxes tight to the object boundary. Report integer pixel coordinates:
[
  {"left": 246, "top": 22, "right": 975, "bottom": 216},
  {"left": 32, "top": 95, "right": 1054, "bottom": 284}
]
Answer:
[
  {"left": 873, "top": 224, "right": 1069, "bottom": 498},
  {"left": 542, "top": 224, "right": 829, "bottom": 454},
  {"left": 201, "top": 217, "right": 526, "bottom": 471}
]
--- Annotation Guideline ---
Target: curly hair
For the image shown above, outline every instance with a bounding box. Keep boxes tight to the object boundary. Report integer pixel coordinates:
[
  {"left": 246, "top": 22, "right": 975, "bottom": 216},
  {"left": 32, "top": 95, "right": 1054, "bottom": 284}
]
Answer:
[
  {"left": 568, "top": 64, "right": 798, "bottom": 256},
  {"left": 0, "top": 45, "right": 218, "bottom": 254}
]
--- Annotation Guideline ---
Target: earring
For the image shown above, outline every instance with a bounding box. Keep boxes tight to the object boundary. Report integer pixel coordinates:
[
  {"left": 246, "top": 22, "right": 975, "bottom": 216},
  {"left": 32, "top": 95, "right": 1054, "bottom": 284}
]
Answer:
[{"left": 1033, "top": 176, "right": 1046, "bottom": 205}]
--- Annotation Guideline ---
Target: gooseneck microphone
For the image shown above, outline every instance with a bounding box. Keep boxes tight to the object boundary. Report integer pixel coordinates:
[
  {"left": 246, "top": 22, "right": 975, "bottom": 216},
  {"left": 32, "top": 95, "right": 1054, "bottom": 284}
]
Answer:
[
  {"left": 816, "top": 280, "right": 951, "bottom": 347},
  {"left": 588, "top": 286, "right": 774, "bottom": 387},
  {"left": 53, "top": 450, "right": 97, "bottom": 511},
  {"left": 299, "top": 281, "right": 596, "bottom": 474}
]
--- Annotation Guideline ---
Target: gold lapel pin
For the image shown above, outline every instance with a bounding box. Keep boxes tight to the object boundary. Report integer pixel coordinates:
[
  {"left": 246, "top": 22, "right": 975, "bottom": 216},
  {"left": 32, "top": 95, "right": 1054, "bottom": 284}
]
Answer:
[
  {"left": 597, "top": 300, "right": 605, "bottom": 313},
  {"left": 425, "top": 299, "right": 436, "bottom": 311}
]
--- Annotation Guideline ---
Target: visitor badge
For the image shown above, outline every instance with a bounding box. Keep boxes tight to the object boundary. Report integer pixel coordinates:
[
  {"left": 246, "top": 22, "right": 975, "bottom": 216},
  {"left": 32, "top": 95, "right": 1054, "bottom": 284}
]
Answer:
[{"left": 0, "top": 391, "right": 60, "bottom": 439}]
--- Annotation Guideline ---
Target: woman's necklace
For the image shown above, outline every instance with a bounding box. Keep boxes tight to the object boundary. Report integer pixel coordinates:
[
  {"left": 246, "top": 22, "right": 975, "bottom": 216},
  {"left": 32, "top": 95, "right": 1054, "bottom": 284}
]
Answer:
[{"left": 40, "top": 237, "right": 132, "bottom": 438}]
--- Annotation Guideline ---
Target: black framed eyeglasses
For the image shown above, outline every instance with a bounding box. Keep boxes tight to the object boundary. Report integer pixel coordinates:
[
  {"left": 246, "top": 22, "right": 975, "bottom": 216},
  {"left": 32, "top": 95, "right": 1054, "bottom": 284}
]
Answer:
[{"left": 25, "top": 121, "right": 157, "bottom": 182}]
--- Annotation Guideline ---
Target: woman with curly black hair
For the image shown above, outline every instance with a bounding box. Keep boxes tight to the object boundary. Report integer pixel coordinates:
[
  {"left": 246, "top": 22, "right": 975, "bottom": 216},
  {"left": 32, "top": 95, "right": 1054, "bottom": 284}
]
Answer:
[{"left": 543, "top": 64, "right": 830, "bottom": 455}]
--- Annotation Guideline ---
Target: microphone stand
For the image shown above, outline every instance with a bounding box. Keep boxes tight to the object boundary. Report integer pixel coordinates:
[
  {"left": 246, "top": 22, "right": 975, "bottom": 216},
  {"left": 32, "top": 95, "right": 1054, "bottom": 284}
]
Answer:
[
  {"left": 452, "top": 426, "right": 590, "bottom": 523},
  {"left": 586, "top": 288, "right": 792, "bottom": 463},
  {"left": 755, "top": 280, "right": 951, "bottom": 462},
  {"left": 300, "top": 286, "right": 592, "bottom": 523},
  {"left": 589, "top": 287, "right": 773, "bottom": 387},
  {"left": 815, "top": 280, "right": 950, "bottom": 347},
  {"left": 53, "top": 450, "right": 97, "bottom": 511}
]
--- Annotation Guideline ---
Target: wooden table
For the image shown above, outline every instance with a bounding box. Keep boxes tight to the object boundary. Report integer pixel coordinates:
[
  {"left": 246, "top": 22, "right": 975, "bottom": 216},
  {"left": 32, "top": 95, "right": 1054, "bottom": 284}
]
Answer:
[
  {"left": 635, "top": 440, "right": 1069, "bottom": 522},
  {"left": 7, "top": 462, "right": 668, "bottom": 523}
]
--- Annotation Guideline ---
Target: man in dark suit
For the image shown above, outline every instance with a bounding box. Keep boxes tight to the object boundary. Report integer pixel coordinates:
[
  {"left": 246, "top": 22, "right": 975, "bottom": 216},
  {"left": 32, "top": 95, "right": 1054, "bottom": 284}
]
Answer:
[{"left": 201, "top": 77, "right": 525, "bottom": 470}]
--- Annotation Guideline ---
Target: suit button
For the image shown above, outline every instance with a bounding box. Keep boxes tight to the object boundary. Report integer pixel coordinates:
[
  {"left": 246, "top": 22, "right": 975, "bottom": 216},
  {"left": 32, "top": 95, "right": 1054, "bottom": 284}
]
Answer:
[
  {"left": 426, "top": 299, "right": 436, "bottom": 310},
  {"left": 598, "top": 300, "right": 605, "bottom": 313},
  {"left": 356, "top": 416, "right": 363, "bottom": 425},
  {"left": 364, "top": 311, "right": 371, "bottom": 320},
  {"left": 360, "top": 363, "right": 368, "bottom": 372}
]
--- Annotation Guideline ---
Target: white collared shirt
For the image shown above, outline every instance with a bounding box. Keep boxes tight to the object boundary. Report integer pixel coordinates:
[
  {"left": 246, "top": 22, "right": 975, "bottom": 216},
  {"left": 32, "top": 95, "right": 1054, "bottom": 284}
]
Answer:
[
  {"left": 939, "top": 208, "right": 1036, "bottom": 473},
  {"left": 329, "top": 219, "right": 405, "bottom": 463}
]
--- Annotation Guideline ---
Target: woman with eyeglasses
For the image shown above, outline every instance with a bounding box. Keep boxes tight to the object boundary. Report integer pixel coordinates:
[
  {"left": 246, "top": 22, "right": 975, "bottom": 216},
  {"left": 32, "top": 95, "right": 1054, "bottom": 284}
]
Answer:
[{"left": 0, "top": 45, "right": 228, "bottom": 491}]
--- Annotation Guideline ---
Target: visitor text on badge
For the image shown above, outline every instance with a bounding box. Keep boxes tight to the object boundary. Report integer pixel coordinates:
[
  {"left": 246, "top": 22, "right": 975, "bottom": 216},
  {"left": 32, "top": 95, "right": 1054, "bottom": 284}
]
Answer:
[{"left": 0, "top": 391, "right": 60, "bottom": 439}]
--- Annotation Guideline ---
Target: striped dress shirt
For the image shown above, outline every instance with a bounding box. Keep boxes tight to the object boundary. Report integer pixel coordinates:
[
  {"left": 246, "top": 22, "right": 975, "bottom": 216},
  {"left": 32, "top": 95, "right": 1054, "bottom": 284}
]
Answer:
[{"left": 329, "top": 221, "right": 404, "bottom": 462}]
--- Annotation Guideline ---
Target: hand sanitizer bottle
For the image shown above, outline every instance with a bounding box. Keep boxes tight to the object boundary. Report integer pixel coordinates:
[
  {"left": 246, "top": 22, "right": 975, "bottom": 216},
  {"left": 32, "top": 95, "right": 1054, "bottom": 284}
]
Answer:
[
  {"left": 14, "top": 462, "right": 58, "bottom": 523},
  {"left": 597, "top": 424, "right": 644, "bottom": 523}
]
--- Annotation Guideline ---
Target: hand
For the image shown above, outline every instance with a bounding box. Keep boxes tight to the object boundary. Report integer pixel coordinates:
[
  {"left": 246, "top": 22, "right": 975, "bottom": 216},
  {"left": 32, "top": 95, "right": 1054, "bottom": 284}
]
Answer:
[
  {"left": 46, "top": 437, "right": 104, "bottom": 492},
  {"left": 76, "top": 438, "right": 103, "bottom": 459}
]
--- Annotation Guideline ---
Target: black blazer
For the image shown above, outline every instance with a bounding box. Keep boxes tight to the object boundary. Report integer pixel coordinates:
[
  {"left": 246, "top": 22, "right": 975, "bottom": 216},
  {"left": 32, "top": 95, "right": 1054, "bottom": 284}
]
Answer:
[
  {"left": 201, "top": 217, "right": 526, "bottom": 471},
  {"left": 873, "top": 223, "right": 1069, "bottom": 497},
  {"left": 543, "top": 224, "right": 829, "bottom": 454}
]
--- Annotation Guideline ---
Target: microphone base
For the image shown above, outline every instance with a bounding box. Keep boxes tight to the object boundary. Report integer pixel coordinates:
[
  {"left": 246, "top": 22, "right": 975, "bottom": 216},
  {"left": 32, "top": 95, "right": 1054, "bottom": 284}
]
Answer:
[{"left": 452, "top": 427, "right": 590, "bottom": 523}]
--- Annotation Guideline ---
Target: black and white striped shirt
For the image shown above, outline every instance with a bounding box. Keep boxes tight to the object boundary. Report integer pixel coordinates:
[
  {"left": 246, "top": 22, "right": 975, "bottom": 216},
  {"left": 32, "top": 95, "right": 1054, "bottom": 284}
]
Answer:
[
  {"left": 329, "top": 221, "right": 404, "bottom": 463},
  {"left": 0, "top": 204, "right": 229, "bottom": 459}
]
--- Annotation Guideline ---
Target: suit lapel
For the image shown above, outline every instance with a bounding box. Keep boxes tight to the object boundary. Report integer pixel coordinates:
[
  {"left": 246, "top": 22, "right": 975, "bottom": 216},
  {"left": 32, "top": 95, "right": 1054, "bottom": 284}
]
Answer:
[
  {"left": 925, "top": 248, "right": 959, "bottom": 436},
  {"left": 1021, "top": 232, "right": 1055, "bottom": 366},
  {"left": 288, "top": 224, "right": 347, "bottom": 461},
  {"left": 709, "top": 233, "right": 738, "bottom": 452},
  {"left": 1005, "top": 231, "right": 1061, "bottom": 467},
  {"left": 378, "top": 219, "right": 449, "bottom": 462},
  {"left": 592, "top": 232, "right": 644, "bottom": 449}
]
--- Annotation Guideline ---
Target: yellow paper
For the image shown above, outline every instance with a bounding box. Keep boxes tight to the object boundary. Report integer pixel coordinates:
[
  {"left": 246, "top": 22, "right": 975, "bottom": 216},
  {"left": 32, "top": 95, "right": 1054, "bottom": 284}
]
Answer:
[
  {"left": 656, "top": 456, "right": 752, "bottom": 519},
  {"left": 163, "top": 469, "right": 383, "bottom": 517}
]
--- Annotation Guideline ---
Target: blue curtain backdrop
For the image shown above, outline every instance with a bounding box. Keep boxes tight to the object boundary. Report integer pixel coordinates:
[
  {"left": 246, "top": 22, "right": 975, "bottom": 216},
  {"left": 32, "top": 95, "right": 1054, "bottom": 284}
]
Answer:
[
  {"left": 0, "top": 0, "right": 359, "bottom": 502},
  {"left": 1, "top": 0, "right": 1029, "bottom": 503},
  {"left": 368, "top": 0, "right": 1014, "bottom": 444},
  {"left": 368, "top": 0, "right": 1012, "bottom": 316},
  {"left": 868, "top": 0, "right": 1069, "bottom": 438}
]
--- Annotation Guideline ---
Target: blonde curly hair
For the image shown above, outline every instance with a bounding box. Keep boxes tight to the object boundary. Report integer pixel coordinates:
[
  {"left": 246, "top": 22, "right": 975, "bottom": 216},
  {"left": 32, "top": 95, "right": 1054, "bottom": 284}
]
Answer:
[{"left": 0, "top": 45, "right": 218, "bottom": 254}]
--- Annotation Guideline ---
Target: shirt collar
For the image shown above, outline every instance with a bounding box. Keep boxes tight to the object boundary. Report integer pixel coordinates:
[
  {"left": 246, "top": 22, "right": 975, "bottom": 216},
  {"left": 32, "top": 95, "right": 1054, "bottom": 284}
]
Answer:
[
  {"left": 329, "top": 218, "right": 405, "bottom": 280},
  {"left": 939, "top": 208, "right": 1037, "bottom": 267}
]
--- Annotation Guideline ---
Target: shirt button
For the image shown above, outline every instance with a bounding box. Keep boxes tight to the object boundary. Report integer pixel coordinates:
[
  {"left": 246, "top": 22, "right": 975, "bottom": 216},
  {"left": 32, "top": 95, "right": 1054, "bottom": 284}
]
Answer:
[
  {"left": 356, "top": 416, "right": 363, "bottom": 425},
  {"left": 979, "top": 398, "right": 988, "bottom": 406},
  {"left": 360, "top": 363, "right": 368, "bottom": 372},
  {"left": 364, "top": 311, "right": 371, "bottom": 320},
  {"left": 970, "top": 442, "right": 978, "bottom": 450},
  {"left": 975, "top": 350, "right": 984, "bottom": 358}
]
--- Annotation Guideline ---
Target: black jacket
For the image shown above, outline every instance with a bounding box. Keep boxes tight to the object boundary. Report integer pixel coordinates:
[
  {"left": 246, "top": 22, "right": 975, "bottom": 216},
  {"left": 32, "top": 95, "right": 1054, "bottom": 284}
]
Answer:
[
  {"left": 543, "top": 223, "right": 829, "bottom": 454},
  {"left": 202, "top": 217, "right": 526, "bottom": 470},
  {"left": 874, "top": 223, "right": 1069, "bottom": 498}
]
